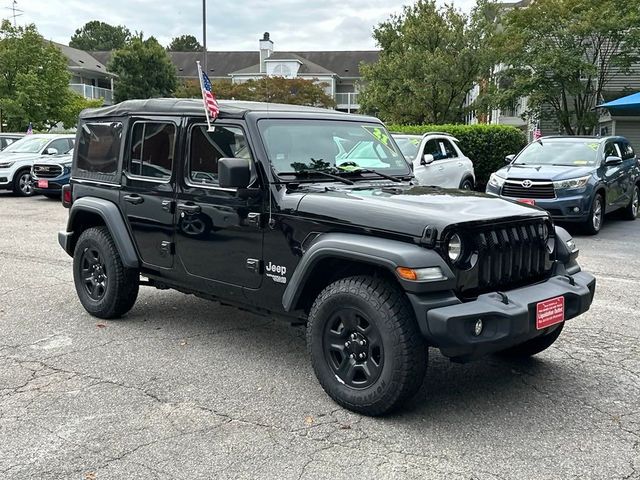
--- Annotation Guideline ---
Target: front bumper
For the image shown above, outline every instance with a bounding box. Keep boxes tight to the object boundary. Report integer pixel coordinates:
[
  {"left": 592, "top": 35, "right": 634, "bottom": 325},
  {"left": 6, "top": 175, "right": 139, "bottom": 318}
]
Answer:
[
  {"left": 486, "top": 187, "right": 592, "bottom": 222},
  {"left": 407, "top": 268, "right": 596, "bottom": 361}
]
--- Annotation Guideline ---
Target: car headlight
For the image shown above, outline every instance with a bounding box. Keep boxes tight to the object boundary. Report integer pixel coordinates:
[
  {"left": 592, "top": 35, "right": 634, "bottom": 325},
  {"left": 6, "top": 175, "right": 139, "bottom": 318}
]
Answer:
[
  {"left": 0, "top": 161, "right": 15, "bottom": 168},
  {"left": 488, "top": 173, "right": 506, "bottom": 188},
  {"left": 448, "top": 234, "right": 463, "bottom": 262},
  {"left": 553, "top": 175, "right": 590, "bottom": 190}
]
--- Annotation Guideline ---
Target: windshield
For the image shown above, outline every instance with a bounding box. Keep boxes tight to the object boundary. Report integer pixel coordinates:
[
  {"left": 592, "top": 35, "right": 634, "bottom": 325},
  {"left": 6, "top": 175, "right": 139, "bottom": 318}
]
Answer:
[
  {"left": 258, "top": 119, "right": 411, "bottom": 178},
  {"left": 393, "top": 136, "right": 421, "bottom": 160},
  {"left": 3, "top": 137, "right": 49, "bottom": 154},
  {"left": 514, "top": 140, "right": 600, "bottom": 166}
]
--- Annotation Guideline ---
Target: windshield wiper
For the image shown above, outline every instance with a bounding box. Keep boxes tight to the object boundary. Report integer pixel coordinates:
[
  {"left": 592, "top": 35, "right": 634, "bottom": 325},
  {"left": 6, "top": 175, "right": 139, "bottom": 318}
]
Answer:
[
  {"left": 349, "top": 168, "right": 403, "bottom": 182},
  {"left": 286, "top": 168, "right": 355, "bottom": 185}
]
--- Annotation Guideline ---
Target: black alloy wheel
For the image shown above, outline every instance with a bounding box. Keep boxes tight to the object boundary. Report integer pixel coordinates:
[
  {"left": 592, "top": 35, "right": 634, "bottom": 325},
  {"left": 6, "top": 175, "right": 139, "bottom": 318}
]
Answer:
[
  {"left": 323, "top": 308, "right": 384, "bottom": 389},
  {"left": 80, "top": 247, "right": 108, "bottom": 301}
]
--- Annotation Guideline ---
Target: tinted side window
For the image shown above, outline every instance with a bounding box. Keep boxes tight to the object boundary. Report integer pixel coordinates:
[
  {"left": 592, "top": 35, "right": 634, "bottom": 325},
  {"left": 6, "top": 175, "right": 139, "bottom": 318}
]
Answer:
[
  {"left": 604, "top": 142, "right": 619, "bottom": 159},
  {"left": 47, "top": 138, "right": 73, "bottom": 154},
  {"left": 188, "top": 125, "right": 251, "bottom": 186},
  {"left": 76, "top": 122, "right": 122, "bottom": 176},
  {"left": 441, "top": 139, "right": 458, "bottom": 158},
  {"left": 424, "top": 139, "right": 445, "bottom": 161},
  {"left": 129, "top": 122, "right": 176, "bottom": 181},
  {"left": 620, "top": 142, "right": 635, "bottom": 160}
]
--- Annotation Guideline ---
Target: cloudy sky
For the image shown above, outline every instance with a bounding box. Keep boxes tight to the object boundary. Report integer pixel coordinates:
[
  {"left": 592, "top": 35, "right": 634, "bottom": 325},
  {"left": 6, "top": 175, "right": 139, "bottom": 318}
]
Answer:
[{"left": 9, "top": 0, "right": 481, "bottom": 51}]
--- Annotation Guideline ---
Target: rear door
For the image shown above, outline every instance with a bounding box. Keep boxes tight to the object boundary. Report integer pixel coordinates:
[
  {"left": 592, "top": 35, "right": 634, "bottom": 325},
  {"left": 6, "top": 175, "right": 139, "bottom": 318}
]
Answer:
[
  {"left": 120, "top": 119, "right": 178, "bottom": 270},
  {"left": 617, "top": 140, "right": 637, "bottom": 206},
  {"left": 437, "top": 137, "right": 463, "bottom": 188}
]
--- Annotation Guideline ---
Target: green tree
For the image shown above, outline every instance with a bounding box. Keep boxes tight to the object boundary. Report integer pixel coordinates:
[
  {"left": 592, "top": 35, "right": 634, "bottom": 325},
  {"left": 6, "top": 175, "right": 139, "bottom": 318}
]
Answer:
[
  {"left": 69, "top": 21, "right": 131, "bottom": 51},
  {"left": 108, "top": 35, "right": 178, "bottom": 102},
  {"left": 494, "top": 0, "right": 640, "bottom": 135},
  {"left": 359, "top": 0, "right": 496, "bottom": 124},
  {"left": 59, "top": 93, "right": 103, "bottom": 129},
  {"left": 175, "top": 76, "right": 335, "bottom": 108},
  {"left": 167, "top": 34, "right": 202, "bottom": 52},
  {"left": 0, "top": 21, "right": 72, "bottom": 131}
]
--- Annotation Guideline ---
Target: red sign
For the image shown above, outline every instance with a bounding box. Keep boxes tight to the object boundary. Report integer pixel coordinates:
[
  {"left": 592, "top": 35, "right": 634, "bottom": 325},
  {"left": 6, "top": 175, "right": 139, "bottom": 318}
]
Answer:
[
  {"left": 37, "top": 180, "right": 48, "bottom": 188},
  {"left": 518, "top": 199, "right": 536, "bottom": 206},
  {"left": 536, "top": 296, "right": 565, "bottom": 330}
]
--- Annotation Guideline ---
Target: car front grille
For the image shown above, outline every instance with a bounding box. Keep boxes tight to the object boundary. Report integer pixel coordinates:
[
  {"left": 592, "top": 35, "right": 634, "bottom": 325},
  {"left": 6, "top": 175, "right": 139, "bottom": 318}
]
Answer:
[
  {"left": 452, "top": 218, "right": 552, "bottom": 298},
  {"left": 33, "top": 164, "right": 63, "bottom": 179},
  {"left": 501, "top": 180, "right": 555, "bottom": 199}
]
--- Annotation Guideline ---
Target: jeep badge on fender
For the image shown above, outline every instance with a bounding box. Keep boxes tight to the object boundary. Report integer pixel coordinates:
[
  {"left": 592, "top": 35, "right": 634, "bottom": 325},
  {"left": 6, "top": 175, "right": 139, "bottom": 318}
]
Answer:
[{"left": 58, "top": 99, "right": 597, "bottom": 416}]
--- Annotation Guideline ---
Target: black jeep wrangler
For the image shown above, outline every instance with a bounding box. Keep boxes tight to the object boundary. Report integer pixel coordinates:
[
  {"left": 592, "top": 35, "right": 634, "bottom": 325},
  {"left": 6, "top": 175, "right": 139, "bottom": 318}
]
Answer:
[{"left": 59, "top": 99, "right": 596, "bottom": 415}]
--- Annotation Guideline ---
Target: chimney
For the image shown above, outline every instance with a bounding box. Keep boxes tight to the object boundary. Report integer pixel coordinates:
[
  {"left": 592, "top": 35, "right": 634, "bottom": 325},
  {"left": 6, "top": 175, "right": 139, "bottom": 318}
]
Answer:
[{"left": 259, "top": 32, "right": 274, "bottom": 74}]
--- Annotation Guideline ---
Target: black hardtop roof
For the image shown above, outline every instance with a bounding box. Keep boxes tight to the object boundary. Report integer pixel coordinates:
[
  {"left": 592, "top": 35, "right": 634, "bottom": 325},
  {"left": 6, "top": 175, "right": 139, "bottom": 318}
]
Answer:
[{"left": 79, "top": 98, "right": 378, "bottom": 122}]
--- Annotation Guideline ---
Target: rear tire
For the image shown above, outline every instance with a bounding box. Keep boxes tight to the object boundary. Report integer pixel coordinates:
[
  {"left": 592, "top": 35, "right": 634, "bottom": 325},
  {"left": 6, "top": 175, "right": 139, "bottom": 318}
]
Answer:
[
  {"left": 622, "top": 184, "right": 639, "bottom": 220},
  {"left": 12, "top": 169, "right": 34, "bottom": 197},
  {"left": 582, "top": 193, "right": 604, "bottom": 235},
  {"left": 73, "top": 226, "right": 139, "bottom": 319},
  {"left": 307, "top": 275, "right": 427, "bottom": 416},
  {"left": 497, "top": 323, "right": 564, "bottom": 358}
]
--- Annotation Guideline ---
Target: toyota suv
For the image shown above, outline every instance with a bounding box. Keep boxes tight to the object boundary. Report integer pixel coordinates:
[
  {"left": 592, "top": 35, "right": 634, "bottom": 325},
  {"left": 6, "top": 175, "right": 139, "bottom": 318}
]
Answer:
[{"left": 58, "top": 99, "right": 596, "bottom": 415}]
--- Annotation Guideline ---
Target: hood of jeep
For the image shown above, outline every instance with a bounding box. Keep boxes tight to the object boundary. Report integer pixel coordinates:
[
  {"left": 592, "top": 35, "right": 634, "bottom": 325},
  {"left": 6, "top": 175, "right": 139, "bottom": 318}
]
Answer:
[{"left": 294, "top": 184, "right": 548, "bottom": 238}]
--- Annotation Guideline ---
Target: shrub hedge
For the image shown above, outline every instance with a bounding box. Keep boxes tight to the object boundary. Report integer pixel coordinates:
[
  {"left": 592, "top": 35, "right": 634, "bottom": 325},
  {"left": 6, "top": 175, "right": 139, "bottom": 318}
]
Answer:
[{"left": 388, "top": 124, "right": 527, "bottom": 190}]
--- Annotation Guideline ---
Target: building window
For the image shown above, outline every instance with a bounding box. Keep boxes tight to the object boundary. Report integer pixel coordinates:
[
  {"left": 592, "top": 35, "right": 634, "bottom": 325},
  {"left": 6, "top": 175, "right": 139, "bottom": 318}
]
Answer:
[{"left": 272, "top": 63, "right": 292, "bottom": 77}]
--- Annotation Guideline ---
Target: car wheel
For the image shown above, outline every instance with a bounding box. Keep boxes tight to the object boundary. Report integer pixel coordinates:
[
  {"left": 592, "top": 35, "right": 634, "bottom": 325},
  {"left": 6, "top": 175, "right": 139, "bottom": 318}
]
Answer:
[
  {"left": 73, "top": 226, "right": 139, "bottom": 319},
  {"left": 12, "top": 169, "right": 34, "bottom": 197},
  {"left": 496, "top": 323, "right": 564, "bottom": 358},
  {"left": 622, "top": 184, "right": 639, "bottom": 220},
  {"left": 459, "top": 177, "right": 474, "bottom": 190},
  {"left": 307, "top": 275, "right": 427, "bottom": 416},
  {"left": 583, "top": 193, "right": 604, "bottom": 235}
]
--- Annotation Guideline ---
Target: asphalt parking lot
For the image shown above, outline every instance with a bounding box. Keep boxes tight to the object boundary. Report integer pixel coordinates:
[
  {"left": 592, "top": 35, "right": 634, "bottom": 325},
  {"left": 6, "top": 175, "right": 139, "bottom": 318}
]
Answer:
[{"left": 0, "top": 192, "right": 638, "bottom": 480}]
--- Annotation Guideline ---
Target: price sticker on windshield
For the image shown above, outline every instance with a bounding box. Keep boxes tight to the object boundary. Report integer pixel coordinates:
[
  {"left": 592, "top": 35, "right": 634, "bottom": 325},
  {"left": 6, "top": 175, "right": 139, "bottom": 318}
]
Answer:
[{"left": 362, "top": 126, "right": 397, "bottom": 154}]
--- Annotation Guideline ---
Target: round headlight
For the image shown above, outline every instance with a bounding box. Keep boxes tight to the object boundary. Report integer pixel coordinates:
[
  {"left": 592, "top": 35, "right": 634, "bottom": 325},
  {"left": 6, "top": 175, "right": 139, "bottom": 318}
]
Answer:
[{"left": 448, "top": 234, "right": 462, "bottom": 262}]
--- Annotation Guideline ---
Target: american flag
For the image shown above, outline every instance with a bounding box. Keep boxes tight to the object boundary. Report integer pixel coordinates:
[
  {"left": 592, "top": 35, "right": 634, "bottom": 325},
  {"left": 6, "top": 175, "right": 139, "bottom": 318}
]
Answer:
[
  {"left": 201, "top": 71, "right": 220, "bottom": 120},
  {"left": 533, "top": 120, "right": 542, "bottom": 140},
  {"left": 26, "top": 122, "right": 33, "bottom": 135}
]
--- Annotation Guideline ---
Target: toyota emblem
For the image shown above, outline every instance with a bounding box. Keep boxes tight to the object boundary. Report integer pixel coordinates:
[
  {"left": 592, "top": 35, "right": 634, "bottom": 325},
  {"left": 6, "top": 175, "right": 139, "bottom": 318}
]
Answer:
[{"left": 521, "top": 180, "right": 533, "bottom": 188}]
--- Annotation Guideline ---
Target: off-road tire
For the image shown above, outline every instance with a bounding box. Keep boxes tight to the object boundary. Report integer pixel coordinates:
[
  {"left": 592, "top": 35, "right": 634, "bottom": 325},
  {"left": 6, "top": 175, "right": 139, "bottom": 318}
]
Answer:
[
  {"left": 73, "top": 226, "right": 139, "bottom": 319},
  {"left": 307, "top": 275, "right": 427, "bottom": 416},
  {"left": 622, "top": 184, "right": 639, "bottom": 220},
  {"left": 497, "top": 323, "right": 564, "bottom": 358},
  {"left": 582, "top": 194, "right": 604, "bottom": 235},
  {"left": 12, "top": 169, "right": 34, "bottom": 197}
]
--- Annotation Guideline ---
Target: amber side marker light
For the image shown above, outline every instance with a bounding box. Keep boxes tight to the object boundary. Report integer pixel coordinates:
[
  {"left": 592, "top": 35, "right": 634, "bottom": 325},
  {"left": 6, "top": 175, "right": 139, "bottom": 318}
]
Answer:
[{"left": 396, "top": 266, "right": 446, "bottom": 282}]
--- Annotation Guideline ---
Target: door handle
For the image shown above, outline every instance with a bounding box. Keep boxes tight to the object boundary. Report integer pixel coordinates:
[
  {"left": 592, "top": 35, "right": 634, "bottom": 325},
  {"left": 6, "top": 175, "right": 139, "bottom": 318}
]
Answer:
[
  {"left": 438, "top": 166, "right": 445, "bottom": 171},
  {"left": 457, "top": 162, "right": 463, "bottom": 167},
  {"left": 123, "top": 194, "right": 144, "bottom": 205},
  {"left": 177, "top": 203, "right": 201, "bottom": 214}
]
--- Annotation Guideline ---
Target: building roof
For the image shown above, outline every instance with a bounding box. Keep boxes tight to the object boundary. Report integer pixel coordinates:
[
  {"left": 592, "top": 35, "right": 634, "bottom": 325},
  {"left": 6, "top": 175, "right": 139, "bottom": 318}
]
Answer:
[
  {"left": 53, "top": 42, "right": 116, "bottom": 78},
  {"left": 90, "top": 50, "right": 378, "bottom": 79},
  {"left": 79, "top": 98, "right": 352, "bottom": 119}
]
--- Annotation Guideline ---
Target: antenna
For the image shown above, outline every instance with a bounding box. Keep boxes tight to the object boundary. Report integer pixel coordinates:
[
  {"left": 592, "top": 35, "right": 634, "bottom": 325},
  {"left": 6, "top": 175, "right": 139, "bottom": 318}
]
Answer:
[{"left": 4, "top": 0, "right": 22, "bottom": 27}]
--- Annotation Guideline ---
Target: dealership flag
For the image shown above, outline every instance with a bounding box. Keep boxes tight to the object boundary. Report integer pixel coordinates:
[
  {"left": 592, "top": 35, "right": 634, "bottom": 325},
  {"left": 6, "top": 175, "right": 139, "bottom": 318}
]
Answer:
[
  {"left": 196, "top": 61, "right": 220, "bottom": 131},
  {"left": 26, "top": 122, "right": 33, "bottom": 135},
  {"left": 533, "top": 120, "right": 542, "bottom": 140}
]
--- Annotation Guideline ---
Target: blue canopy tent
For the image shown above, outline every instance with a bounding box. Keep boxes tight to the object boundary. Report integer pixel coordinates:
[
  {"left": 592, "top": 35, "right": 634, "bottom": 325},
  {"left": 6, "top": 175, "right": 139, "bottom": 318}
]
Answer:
[
  {"left": 597, "top": 92, "right": 640, "bottom": 111},
  {"left": 597, "top": 92, "right": 640, "bottom": 146}
]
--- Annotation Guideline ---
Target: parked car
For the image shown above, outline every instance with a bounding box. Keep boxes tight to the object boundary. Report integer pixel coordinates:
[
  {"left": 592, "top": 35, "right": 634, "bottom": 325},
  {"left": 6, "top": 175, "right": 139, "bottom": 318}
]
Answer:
[
  {"left": 31, "top": 150, "right": 73, "bottom": 198},
  {"left": 486, "top": 136, "right": 640, "bottom": 234},
  {"left": 392, "top": 133, "right": 475, "bottom": 189},
  {"left": 0, "top": 133, "right": 24, "bottom": 151},
  {"left": 58, "top": 99, "right": 595, "bottom": 416},
  {"left": 0, "top": 134, "right": 75, "bottom": 196}
]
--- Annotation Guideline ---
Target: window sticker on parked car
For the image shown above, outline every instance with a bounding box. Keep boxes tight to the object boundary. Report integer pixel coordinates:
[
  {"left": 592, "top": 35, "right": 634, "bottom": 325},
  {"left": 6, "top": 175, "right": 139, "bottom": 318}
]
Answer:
[
  {"left": 587, "top": 143, "right": 599, "bottom": 151},
  {"left": 409, "top": 138, "right": 420, "bottom": 145},
  {"left": 573, "top": 160, "right": 588, "bottom": 165},
  {"left": 362, "top": 126, "right": 397, "bottom": 154}
]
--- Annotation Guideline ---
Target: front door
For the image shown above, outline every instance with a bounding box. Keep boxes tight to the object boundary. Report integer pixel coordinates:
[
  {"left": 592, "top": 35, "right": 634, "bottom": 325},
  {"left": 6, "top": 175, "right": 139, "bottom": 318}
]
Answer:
[
  {"left": 174, "top": 122, "right": 263, "bottom": 289},
  {"left": 602, "top": 141, "right": 625, "bottom": 207},
  {"left": 414, "top": 138, "right": 447, "bottom": 186},
  {"left": 120, "top": 119, "right": 178, "bottom": 269}
]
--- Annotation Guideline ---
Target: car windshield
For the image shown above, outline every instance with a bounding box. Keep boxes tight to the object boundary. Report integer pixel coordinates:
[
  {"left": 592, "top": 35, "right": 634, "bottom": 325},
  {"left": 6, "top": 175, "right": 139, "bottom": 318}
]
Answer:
[
  {"left": 514, "top": 140, "right": 600, "bottom": 166},
  {"left": 2, "top": 137, "right": 49, "bottom": 154},
  {"left": 393, "top": 136, "right": 421, "bottom": 160},
  {"left": 258, "top": 119, "right": 411, "bottom": 178}
]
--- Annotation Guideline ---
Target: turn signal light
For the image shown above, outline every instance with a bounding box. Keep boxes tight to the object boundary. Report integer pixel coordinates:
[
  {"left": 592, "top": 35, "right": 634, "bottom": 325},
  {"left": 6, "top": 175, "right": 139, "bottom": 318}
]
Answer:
[
  {"left": 396, "top": 266, "right": 446, "bottom": 282},
  {"left": 396, "top": 267, "right": 418, "bottom": 281}
]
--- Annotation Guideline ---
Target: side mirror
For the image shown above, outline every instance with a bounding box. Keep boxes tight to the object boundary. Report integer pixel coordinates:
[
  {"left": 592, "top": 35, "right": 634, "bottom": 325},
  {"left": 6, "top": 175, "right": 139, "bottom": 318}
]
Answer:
[
  {"left": 605, "top": 155, "right": 622, "bottom": 166},
  {"left": 219, "top": 158, "right": 251, "bottom": 189},
  {"left": 505, "top": 154, "right": 515, "bottom": 163},
  {"left": 421, "top": 154, "right": 434, "bottom": 166},
  {"left": 45, "top": 147, "right": 59, "bottom": 155}
]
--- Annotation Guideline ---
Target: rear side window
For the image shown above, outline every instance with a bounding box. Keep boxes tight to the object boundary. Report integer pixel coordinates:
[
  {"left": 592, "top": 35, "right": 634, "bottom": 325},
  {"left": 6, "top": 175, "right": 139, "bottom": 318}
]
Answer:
[
  {"left": 440, "top": 139, "right": 458, "bottom": 158},
  {"left": 620, "top": 142, "right": 635, "bottom": 160},
  {"left": 128, "top": 122, "right": 176, "bottom": 181},
  {"left": 76, "top": 122, "right": 123, "bottom": 179}
]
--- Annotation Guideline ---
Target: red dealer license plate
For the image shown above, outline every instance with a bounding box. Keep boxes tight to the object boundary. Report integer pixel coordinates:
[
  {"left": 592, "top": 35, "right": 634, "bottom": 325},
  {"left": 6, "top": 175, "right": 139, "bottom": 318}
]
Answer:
[
  {"left": 518, "top": 199, "right": 535, "bottom": 206},
  {"left": 536, "top": 296, "right": 565, "bottom": 330},
  {"left": 37, "top": 180, "right": 48, "bottom": 188}
]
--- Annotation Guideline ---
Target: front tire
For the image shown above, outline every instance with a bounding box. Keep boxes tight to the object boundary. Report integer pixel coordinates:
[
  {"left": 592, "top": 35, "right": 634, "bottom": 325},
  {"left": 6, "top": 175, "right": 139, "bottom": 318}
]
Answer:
[
  {"left": 622, "top": 184, "right": 639, "bottom": 220},
  {"left": 583, "top": 193, "right": 604, "bottom": 235},
  {"left": 307, "top": 275, "right": 427, "bottom": 416},
  {"left": 12, "top": 169, "right": 34, "bottom": 197},
  {"left": 459, "top": 177, "right": 474, "bottom": 190},
  {"left": 73, "top": 226, "right": 139, "bottom": 319},
  {"left": 497, "top": 323, "right": 564, "bottom": 358}
]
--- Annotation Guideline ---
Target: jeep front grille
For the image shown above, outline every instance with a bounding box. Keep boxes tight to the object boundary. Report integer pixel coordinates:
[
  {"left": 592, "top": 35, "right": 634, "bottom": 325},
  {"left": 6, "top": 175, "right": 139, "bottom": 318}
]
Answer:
[
  {"left": 33, "top": 164, "right": 63, "bottom": 179},
  {"left": 501, "top": 180, "right": 555, "bottom": 199}
]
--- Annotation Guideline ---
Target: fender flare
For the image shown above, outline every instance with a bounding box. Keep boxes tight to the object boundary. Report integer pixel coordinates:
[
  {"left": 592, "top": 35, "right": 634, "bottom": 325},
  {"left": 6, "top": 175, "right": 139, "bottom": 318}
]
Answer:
[
  {"left": 282, "top": 233, "right": 455, "bottom": 312},
  {"left": 64, "top": 197, "right": 139, "bottom": 269}
]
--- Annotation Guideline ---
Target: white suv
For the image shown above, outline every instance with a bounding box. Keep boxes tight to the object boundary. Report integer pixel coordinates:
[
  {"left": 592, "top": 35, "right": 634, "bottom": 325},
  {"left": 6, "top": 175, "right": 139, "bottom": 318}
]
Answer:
[
  {"left": 0, "top": 134, "right": 75, "bottom": 196},
  {"left": 393, "top": 133, "right": 475, "bottom": 189}
]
